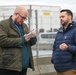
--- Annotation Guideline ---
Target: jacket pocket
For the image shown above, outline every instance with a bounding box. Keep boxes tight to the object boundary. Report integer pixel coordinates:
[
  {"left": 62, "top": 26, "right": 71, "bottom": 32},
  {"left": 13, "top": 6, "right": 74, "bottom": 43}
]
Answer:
[{"left": 3, "top": 53, "right": 14, "bottom": 66}]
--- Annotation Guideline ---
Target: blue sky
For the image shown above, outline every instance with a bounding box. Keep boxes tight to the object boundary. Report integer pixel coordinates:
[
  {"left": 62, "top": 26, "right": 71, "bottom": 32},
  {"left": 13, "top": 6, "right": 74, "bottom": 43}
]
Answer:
[{"left": 0, "top": 0, "right": 76, "bottom": 12}]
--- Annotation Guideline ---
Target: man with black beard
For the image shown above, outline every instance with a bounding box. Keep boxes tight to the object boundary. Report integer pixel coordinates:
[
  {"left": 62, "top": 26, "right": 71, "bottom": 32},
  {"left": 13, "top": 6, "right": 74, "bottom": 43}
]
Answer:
[{"left": 52, "top": 9, "right": 76, "bottom": 75}]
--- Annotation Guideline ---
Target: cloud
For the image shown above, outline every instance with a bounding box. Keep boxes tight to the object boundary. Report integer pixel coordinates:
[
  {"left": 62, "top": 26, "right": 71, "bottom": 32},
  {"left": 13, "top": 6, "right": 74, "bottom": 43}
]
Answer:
[{"left": 0, "top": 0, "right": 76, "bottom": 12}]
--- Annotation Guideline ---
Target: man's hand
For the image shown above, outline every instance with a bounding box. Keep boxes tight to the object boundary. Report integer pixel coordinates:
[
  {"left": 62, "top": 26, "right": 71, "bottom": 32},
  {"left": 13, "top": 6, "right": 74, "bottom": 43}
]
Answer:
[
  {"left": 27, "top": 29, "right": 36, "bottom": 38},
  {"left": 59, "top": 43, "right": 68, "bottom": 50},
  {"left": 31, "top": 30, "right": 36, "bottom": 37},
  {"left": 24, "top": 34, "right": 31, "bottom": 42}
]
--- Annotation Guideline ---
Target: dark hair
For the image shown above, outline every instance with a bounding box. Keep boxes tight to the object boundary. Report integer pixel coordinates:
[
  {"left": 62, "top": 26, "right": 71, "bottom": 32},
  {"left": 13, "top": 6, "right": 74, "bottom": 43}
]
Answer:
[{"left": 60, "top": 9, "right": 73, "bottom": 19}]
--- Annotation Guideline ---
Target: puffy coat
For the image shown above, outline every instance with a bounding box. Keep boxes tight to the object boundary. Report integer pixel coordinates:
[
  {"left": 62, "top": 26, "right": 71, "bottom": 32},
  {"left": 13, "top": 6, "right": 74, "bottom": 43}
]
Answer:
[
  {"left": 52, "top": 21, "right": 76, "bottom": 72},
  {"left": 0, "top": 16, "right": 37, "bottom": 71}
]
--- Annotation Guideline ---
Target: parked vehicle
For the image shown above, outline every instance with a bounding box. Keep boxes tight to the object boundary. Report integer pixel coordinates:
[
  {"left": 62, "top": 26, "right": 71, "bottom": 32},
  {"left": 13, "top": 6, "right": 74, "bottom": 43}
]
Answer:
[{"left": 39, "top": 32, "right": 57, "bottom": 44}]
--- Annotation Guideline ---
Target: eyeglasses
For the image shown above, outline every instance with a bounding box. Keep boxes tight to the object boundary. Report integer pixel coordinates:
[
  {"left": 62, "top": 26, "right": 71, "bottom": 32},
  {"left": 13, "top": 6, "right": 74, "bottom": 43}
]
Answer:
[{"left": 18, "top": 13, "right": 27, "bottom": 20}]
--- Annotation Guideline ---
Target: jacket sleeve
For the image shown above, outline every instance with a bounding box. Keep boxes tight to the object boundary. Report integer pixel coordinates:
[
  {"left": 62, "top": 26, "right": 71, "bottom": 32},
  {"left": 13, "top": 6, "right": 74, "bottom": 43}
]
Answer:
[
  {"left": 30, "top": 37, "right": 37, "bottom": 46},
  {"left": 51, "top": 39, "right": 56, "bottom": 63},
  {"left": 0, "top": 22, "right": 24, "bottom": 47},
  {"left": 68, "top": 32, "right": 76, "bottom": 53}
]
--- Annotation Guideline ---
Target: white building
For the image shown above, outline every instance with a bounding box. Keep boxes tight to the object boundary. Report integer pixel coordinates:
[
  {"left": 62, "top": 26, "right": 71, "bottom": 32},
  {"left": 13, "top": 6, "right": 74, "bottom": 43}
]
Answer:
[{"left": 0, "top": 5, "right": 61, "bottom": 32}]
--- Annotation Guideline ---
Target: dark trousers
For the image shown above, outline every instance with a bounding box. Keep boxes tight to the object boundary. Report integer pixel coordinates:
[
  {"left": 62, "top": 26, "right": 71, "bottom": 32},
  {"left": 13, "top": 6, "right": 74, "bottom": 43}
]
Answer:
[{"left": 0, "top": 69, "right": 27, "bottom": 75}]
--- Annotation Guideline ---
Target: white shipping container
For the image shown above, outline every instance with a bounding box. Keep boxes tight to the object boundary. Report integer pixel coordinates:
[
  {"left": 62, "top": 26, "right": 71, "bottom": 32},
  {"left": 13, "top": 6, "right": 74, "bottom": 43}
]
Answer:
[{"left": 0, "top": 5, "right": 61, "bottom": 32}]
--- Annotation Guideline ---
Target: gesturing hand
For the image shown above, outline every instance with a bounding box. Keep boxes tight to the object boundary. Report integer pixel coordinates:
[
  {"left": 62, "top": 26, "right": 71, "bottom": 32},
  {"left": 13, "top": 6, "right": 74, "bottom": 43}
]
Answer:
[{"left": 59, "top": 43, "right": 68, "bottom": 50}]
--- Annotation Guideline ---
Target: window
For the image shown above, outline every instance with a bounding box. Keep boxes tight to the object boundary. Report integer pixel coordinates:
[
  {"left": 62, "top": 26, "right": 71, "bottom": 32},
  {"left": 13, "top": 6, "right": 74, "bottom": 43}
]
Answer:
[{"left": 41, "top": 34, "right": 56, "bottom": 38}]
